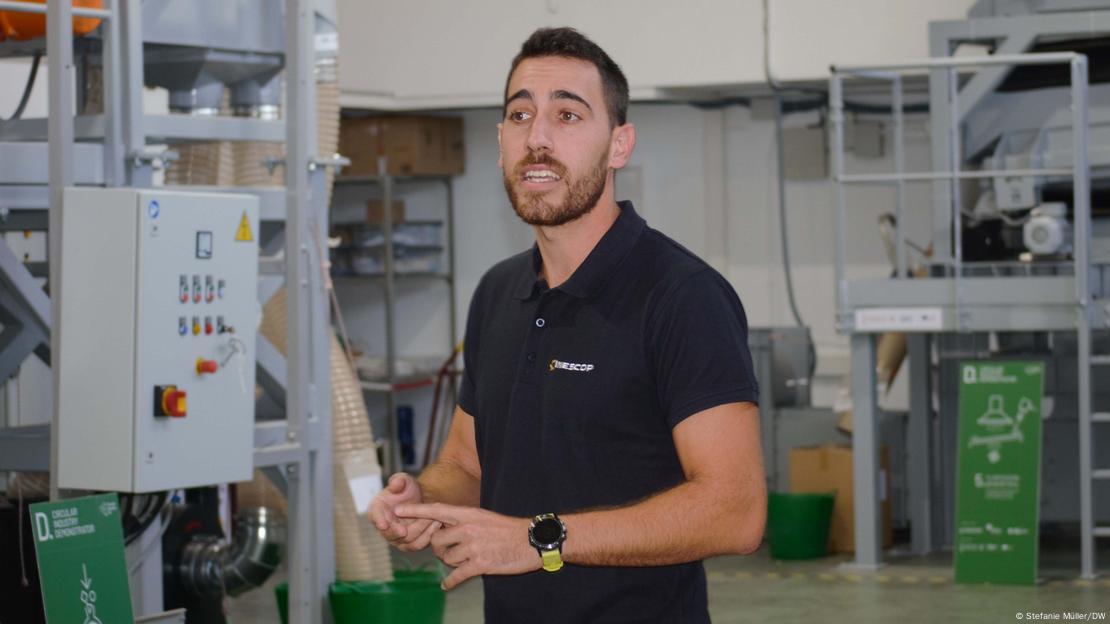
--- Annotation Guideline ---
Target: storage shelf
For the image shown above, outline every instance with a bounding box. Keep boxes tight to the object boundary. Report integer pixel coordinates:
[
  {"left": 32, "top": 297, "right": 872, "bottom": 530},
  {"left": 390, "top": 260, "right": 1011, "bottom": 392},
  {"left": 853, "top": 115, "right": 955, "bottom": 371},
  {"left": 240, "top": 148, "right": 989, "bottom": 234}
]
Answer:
[
  {"left": 359, "top": 376, "right": 437, "bottom": 393},
  {"left": 332, "top": 270, "right": 450, "bottom": 281},
  {"left": 334, "top": 174, "right": 453, "bottom": 185},
  {"left": 332, "top": 164, "right": 458, "bottom": 476}
]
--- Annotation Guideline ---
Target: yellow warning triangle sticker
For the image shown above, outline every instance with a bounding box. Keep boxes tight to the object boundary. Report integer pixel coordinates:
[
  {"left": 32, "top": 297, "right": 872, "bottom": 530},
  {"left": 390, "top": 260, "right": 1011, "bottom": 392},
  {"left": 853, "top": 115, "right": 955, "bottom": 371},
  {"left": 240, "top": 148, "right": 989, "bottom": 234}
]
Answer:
[{"left": 235, "top": 211, "right": 254, "bottom": 242}]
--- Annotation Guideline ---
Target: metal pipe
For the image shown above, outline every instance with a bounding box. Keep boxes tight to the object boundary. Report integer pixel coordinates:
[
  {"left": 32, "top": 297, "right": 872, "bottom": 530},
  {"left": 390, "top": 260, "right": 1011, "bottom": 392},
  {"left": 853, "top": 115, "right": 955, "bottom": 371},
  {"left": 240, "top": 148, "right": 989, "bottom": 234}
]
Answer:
[
  {"left": 830, "top": 73, "right": 849, "bottom": 330},
  {"left": 179, "top": 507, "right": 287, "bottom": 597},
  {"left": 119, "top": 0, "right": 149, "bottom": 187},
  {"left": 381, "top": 155, "right": 400, "bottom": 475},
  {"left": 948, "top": 67, "right": 965, "bottom": 330},
  {"left": 48, "top": 0, "right": 76, "bottom": 504},
  {"left": 893, "top": 75, "right": 906, "bottom": 279},
  {"left": 833, "top": 52, "right": 1082, "bottom": 73},
  {"left": 1070, "top": 55, "right": 1096, "bottom": 581},
  {"left": 836, "top": 169, "right": 1073, "bottom": 183},
  {"left": 0, "top": 0, "right": 109, "bottom": 19},
  {"left": 101, "top": 0, "right": 124, "bottom": 187}
]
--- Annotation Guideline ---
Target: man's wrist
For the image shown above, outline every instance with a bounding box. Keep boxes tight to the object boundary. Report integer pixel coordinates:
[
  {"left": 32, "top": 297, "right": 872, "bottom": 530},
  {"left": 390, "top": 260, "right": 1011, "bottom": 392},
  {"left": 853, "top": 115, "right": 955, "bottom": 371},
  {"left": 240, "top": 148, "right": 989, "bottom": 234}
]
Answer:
[
  {"left": 528, "top": 513, "right": 567, "bottom": 572},
  {"left": 522, "top": 518, "right": 544, "bottom": 571}
]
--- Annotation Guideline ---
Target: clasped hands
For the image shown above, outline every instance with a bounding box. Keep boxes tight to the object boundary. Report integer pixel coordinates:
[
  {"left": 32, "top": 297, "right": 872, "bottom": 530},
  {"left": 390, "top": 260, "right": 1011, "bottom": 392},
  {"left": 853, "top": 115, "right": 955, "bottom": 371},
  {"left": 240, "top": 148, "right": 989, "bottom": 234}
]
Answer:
[{"left": 368, "top": 473, "right": 541, "bottom": 590}]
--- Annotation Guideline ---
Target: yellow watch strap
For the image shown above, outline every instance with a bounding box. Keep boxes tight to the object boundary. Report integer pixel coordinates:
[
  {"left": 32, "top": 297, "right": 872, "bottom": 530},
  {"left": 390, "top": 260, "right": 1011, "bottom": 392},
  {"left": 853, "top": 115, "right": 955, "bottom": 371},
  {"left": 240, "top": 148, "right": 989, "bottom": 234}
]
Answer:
[{"left": 540, "top": 548, "right": 564, "bottom": 573}]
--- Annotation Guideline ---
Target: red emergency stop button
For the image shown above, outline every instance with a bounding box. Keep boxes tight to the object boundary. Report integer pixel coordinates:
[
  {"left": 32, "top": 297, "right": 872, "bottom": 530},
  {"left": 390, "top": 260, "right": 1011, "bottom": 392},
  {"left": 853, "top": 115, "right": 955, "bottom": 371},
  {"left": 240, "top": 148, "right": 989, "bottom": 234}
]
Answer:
[
  {"left": 196, "top": 358, "right": 218, "bottom": 375},
  {"left": 160, "top": 387, "right": 187, "bottom": 418}
]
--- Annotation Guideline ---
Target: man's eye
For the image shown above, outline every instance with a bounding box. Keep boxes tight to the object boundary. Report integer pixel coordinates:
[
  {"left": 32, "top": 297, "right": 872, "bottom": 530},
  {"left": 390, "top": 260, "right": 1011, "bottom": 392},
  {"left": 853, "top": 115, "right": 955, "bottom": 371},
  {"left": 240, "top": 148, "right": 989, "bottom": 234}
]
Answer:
[
  {"left": 560, "top": 111, "right": 580, "bottom": 122},
  {"left": 509, "top": 111, "right": 531, "bottom": 122}
]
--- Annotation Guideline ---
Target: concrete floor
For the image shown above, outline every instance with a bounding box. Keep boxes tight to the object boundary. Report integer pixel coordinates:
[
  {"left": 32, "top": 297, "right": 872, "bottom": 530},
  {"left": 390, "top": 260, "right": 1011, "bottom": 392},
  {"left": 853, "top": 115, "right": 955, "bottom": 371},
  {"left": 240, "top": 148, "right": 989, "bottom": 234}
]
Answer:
[{"left": 225, "top": 542, "right": 1110, "bottom": 623}]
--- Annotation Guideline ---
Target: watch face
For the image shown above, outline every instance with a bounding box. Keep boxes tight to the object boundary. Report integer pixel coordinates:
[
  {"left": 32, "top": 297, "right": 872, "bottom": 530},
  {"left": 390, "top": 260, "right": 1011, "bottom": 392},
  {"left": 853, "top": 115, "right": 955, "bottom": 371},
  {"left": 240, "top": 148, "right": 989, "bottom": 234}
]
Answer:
[{"left": 532, "top": 518, "right": 563, "bottom": 545}]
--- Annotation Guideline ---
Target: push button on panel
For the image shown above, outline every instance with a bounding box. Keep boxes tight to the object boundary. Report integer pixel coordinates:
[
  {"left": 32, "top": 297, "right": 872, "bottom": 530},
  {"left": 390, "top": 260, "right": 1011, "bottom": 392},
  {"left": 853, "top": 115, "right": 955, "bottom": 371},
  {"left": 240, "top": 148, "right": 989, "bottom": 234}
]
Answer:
[
  {"left": 204, "top": 316, "right": 213, "bottom": 335},
  {"left": 205, "top": 276, "right": 215, "bottom": 303},
  {"left": 178, "top": 316, "right": 188, "bottom": 336},
  {"left": 195, "top": 358, "right": 218, "bottom": 375},
  {"left": 192, "top": 275, "right": 202, "bottom": 303},
  {"left": 179, "top": 275, "right": 189, "bottom": 303},
  {"left": 192, "top": 316, "right": 201, "bottom": 336}
]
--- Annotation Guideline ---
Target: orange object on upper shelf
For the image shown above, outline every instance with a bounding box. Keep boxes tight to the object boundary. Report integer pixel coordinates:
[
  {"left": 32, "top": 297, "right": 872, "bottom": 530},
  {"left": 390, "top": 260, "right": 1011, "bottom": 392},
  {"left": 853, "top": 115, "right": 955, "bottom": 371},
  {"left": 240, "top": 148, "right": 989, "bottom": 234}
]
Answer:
[{"left": 0, "top": 0, "right": 103, "bottom": 42}]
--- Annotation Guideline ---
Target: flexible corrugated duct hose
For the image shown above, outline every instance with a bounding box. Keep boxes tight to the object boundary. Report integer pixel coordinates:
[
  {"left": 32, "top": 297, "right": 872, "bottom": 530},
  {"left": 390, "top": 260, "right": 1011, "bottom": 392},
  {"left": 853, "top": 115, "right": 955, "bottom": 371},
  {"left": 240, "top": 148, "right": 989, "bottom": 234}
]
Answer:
[{"left": 259, "top": 288, "right": 394, "bottom": 582}]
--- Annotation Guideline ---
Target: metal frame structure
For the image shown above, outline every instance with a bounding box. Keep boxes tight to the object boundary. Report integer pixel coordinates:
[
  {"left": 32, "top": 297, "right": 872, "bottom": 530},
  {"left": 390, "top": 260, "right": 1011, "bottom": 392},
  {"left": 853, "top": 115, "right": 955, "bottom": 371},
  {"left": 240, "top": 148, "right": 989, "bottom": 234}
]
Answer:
[
  {"left": 0, "top": 1, "right": 335, "bottom": 620},
  {"left": 831, "top": 52, "right": 1106, "bottom": 579},
  {"left": 333, "top": 162, "right": 458, "bottom": 476}
]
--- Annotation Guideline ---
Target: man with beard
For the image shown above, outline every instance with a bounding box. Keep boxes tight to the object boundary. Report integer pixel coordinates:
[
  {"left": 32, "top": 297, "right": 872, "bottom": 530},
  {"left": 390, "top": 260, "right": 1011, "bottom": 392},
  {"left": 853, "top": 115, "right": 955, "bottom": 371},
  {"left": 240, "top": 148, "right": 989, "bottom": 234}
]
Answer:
[{"left": 369, "top": 27, "right": 766, "bottom": 623}]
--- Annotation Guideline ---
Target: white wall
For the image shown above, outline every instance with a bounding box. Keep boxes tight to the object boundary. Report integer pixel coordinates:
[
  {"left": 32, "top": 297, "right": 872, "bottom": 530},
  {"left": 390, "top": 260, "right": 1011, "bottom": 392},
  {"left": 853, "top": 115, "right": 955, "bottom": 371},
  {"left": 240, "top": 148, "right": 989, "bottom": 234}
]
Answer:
[{"left": 337, "top": 0, "right": 977, "bottom": 109}]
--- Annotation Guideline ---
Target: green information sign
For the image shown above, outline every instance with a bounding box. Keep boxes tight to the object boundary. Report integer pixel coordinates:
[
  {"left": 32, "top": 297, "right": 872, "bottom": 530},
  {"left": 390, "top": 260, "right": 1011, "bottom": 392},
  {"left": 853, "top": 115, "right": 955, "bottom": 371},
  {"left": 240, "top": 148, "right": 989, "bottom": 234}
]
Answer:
[
  {"left": 30, "top": 493, "right": 134, "bottom": 624},
  {"left": 955, "top": 360, "right": 1044, "bottom": 585}
]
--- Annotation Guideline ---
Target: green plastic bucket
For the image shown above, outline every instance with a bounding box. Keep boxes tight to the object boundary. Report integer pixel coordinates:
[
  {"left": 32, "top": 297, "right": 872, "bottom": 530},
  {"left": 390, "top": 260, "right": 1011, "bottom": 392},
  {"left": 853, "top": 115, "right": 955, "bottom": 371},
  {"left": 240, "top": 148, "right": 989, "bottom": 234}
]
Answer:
[
  {"left": 766, "top": 491, "right": 835, "bottom": 560},
  {"left": 276, "top": 569, "right": 445, "bottom": 624}
]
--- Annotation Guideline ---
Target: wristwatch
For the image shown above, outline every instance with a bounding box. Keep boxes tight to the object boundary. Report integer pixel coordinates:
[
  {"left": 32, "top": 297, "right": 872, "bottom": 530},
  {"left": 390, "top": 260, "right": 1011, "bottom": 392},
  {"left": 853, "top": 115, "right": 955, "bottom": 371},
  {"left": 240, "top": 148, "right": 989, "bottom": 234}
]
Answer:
[{"left": 528, "top": 513, "right": 567, "bottom": 573}]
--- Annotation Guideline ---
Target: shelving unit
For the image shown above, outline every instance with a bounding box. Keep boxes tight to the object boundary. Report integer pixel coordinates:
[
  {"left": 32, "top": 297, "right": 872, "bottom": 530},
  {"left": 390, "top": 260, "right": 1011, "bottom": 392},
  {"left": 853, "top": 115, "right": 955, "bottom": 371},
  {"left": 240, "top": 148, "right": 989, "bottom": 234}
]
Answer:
[{"left": 332, "top": 158, "right": 458, "bottom": 475}]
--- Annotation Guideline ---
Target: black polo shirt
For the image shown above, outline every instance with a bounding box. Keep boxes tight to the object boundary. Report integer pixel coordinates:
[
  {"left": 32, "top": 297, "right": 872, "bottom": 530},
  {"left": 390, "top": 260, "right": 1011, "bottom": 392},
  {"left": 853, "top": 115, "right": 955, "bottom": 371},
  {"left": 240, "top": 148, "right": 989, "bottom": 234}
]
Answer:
[{"left": 458, "top": 201, "right": 759, "bottom": 623}]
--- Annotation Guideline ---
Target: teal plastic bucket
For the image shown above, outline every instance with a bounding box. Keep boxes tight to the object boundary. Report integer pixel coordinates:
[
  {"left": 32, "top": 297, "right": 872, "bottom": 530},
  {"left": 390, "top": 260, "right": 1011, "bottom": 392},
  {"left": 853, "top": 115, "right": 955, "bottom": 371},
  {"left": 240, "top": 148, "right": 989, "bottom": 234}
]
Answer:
[{"left": 766, "top": 491, "right": 835, "bottom": 559}]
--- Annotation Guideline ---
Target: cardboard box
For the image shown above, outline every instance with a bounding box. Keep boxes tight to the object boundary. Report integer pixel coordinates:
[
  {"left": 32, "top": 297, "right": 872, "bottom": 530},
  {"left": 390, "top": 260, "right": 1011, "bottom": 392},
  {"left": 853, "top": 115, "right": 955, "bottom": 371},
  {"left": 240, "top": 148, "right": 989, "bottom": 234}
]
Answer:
[
  {"left": 789, "top": 444, "right": 893, "bottom": 554},
  {"left": 340, "top": 116, "right": 465, "bottom": 177},
  {"left": 366, "top": 199, "right": 405, "bottom": 225}
]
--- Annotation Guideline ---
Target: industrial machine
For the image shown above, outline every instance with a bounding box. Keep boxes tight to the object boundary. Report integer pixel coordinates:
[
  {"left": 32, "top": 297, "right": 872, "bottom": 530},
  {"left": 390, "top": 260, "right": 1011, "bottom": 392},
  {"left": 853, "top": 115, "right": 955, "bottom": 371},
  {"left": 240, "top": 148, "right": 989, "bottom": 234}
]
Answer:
[
  {"left": 0, "top": 1, "right": 343, "bottom": 622},
  {"left": 831, "top": 0, "right": 1110, "bottom": 579}
]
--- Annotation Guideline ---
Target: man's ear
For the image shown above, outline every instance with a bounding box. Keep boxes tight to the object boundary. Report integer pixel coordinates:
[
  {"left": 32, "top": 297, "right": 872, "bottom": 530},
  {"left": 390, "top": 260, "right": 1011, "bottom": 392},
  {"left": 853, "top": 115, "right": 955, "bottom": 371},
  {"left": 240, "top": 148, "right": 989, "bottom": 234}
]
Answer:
[
  {"left": 497, "top": 122, "right": 504, "bottom": 170},
  {"left": 608, "top": 123, "right": 636, "bottom": 170}
]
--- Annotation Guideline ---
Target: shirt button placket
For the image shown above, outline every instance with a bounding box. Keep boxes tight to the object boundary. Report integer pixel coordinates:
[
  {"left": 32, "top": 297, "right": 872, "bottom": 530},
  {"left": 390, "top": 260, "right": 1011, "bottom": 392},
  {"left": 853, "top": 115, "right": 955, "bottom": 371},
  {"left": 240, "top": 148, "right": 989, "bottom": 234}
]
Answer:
[{"left": 519, "top": 304, "right": 547, "bottom": 382}]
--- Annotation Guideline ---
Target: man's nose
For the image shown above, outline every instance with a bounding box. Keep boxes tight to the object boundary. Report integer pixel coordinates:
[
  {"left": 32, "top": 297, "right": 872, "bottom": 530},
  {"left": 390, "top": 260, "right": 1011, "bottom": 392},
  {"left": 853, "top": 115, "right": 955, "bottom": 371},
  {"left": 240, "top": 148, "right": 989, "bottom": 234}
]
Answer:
[{"left": 526, "top": 114, "right": 554, "bottom": 153}]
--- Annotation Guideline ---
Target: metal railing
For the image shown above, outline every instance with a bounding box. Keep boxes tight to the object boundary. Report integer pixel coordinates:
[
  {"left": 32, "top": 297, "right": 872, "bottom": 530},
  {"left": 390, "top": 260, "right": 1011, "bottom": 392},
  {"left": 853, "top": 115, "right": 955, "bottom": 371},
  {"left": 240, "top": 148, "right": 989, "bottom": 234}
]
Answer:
[{"left": 830, "top": 51, "right": 1099, "bottom": 579}]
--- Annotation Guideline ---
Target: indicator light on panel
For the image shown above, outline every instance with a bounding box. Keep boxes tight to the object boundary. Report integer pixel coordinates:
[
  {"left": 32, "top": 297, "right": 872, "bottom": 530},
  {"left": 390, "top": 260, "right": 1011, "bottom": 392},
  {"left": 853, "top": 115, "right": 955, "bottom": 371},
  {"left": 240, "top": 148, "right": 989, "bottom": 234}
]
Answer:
[
  {"left": 155, "top": 385, "right": 187, "bottom": 418},
  {"left": 179, "top": 276, "right": 189, "bottom": 303},
  {"left": 178, "top": 317, "right": 188, "bottom": 336},
  {"left": 195, "top": 358, "right": 218, "bottom": 375},
  {"left": 217, "top": 279, "right": 226, "bottom": 299},
  {"left": 192, "top": 316, "right": 201, "bottom": 336},
  {"left": 204, "top": 316, "right": 213, "bottom": 335}
]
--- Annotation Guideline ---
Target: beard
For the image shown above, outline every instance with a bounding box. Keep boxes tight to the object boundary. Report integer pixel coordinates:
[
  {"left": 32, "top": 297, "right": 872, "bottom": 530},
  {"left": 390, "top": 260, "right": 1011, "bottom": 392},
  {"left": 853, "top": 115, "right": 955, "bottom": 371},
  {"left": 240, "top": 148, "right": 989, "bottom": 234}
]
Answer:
[{"left": 504, "top": 148, "right": 609, "bottom": 227}]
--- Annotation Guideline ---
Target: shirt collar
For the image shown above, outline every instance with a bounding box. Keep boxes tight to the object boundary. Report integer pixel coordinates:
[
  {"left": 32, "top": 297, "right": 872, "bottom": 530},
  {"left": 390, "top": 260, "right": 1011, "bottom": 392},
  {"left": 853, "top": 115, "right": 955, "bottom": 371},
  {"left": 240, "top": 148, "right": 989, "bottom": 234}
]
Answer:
[{"left": 511, "top": 200, "right": 646, "bottom": 301}]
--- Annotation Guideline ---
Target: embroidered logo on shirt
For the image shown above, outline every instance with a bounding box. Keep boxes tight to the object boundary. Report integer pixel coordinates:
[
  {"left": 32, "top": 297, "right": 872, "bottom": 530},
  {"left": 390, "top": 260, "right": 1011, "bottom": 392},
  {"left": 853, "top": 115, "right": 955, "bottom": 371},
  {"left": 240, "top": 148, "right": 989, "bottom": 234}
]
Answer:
[{"left": 549, "top": 359, "right": 595, "bottom": 373}]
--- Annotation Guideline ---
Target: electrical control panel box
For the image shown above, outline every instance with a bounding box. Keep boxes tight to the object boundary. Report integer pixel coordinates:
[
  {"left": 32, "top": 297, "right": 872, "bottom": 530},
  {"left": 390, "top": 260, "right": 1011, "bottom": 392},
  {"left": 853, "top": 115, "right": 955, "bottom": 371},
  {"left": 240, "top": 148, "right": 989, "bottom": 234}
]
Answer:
[{"left": 58, "top": 188, "right": 259, "bottom": 493}]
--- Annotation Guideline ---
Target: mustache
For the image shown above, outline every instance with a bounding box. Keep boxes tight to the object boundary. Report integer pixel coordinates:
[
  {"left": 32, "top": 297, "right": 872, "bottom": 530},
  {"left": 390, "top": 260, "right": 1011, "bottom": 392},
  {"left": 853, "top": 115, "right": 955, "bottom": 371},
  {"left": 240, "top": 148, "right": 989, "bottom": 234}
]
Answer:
[{"left": 512, "top": 153, "right": 567, "bottom": 178}]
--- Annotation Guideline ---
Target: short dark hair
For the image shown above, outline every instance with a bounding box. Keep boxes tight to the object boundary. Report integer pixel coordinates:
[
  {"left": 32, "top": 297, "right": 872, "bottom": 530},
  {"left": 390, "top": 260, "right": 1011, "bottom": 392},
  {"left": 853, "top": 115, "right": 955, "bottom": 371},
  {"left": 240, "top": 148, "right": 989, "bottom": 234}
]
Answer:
[{"left": 503, "top": 27, "right": 629, "bottom": 128}]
